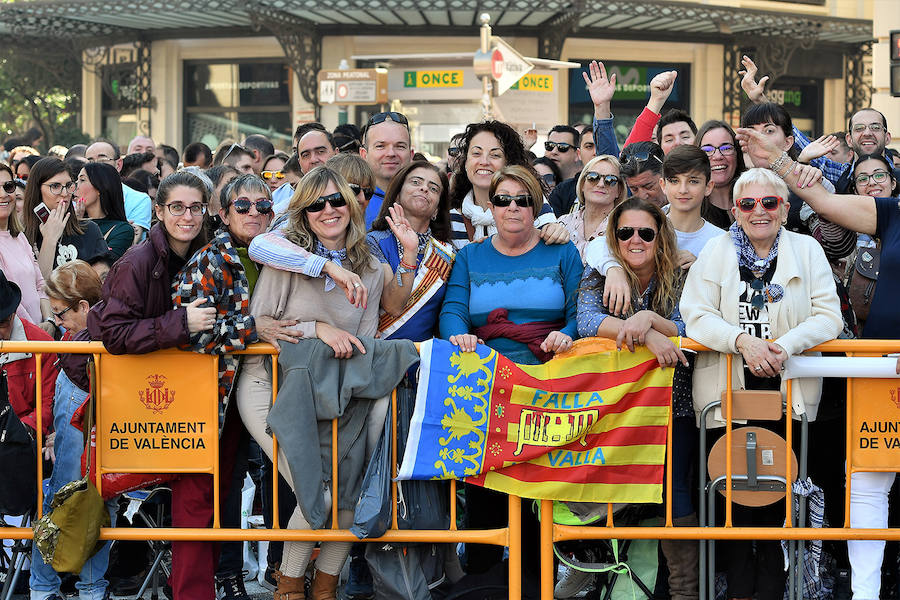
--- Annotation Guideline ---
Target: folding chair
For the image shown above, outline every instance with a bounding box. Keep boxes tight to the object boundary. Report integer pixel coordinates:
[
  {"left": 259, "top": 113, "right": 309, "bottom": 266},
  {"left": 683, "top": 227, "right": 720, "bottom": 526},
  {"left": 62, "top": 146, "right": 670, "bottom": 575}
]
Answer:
[
  {"left": 699, "top": 390, "right": 808, "bottom": 600},
  {"left": 113, "top": 487, "right": 172, "bottom": 600},
  {"left": 0, "top": 512, "right": 32, "bottom": 600}
]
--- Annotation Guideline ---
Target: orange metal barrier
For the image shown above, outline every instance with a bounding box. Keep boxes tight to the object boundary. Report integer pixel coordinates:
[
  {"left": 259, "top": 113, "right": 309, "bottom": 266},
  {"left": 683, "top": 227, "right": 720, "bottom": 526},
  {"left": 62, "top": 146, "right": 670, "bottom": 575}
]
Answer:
[{"left": 4, "top": 338, "right": 900, "bottom": 600}]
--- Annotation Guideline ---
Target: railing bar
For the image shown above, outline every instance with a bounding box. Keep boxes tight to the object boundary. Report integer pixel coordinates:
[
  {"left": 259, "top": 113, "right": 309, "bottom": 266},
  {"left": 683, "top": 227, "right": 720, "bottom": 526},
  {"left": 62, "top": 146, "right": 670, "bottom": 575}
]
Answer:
[
  {"left": 665, "top": 388, "right": 673, "bottom": 527},
  {"left": 540, "top": 498, "right": 553, "bottom": 600},
  {"left": 332, "top": 418, "right": 338, "bottom": 529},
  {"left": 391, "top": 388, "right": 399, "bottom": 530},
  {"left": 212, "top": 358, "right": 221, "bottom": 529},
  {"left": 725, "top": 354, "right": 733, "bottom": 528},
  {"left": 507, "top": 494, "right": 522, "bottom": 600},
  {"left": 449, "top": 479, "right": 457, "bottom": 531},
  {"left": 785, "top": 379, "right": 793, "bottom": 528},
  {"left": 35, "top": 351, "right": 43, "bottom": 519},
  {"left": 272, "top": 361, "right": 280, "bottom": 530}
]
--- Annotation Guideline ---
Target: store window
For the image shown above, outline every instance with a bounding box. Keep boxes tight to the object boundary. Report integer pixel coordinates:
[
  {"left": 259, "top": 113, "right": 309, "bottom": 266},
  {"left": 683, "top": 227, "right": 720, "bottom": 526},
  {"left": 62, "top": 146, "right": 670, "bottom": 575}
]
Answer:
[
  {"left": 183, "top": 61, "right": 293, "bottom": 151},
  {"left": 101, "top": 65, "right": 143, "bottom": 149},
  {"left": 568, "top": 60, "right": 691, "bottom": 146}
]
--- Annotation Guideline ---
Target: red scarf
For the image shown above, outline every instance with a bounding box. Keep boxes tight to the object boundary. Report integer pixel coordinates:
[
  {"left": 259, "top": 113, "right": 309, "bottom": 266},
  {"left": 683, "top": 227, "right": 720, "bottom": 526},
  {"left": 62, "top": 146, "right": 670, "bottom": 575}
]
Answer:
[{"left": 474, "top": 308, "right": 565, "bottom": 364}]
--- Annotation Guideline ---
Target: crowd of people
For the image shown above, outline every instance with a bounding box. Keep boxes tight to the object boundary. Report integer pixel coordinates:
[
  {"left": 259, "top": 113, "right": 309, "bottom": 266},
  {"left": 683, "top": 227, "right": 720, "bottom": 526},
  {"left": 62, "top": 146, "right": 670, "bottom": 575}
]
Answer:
[{"left": 1, "top": 54, "right": 900, "bottom": 600}]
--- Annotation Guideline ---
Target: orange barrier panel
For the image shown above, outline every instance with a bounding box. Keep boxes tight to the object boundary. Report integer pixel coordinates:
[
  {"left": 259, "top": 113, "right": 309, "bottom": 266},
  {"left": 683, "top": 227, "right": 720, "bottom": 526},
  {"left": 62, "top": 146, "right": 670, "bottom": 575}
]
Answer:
[{"left": 5, "top": 338, "right": 900, "bottom": 600}]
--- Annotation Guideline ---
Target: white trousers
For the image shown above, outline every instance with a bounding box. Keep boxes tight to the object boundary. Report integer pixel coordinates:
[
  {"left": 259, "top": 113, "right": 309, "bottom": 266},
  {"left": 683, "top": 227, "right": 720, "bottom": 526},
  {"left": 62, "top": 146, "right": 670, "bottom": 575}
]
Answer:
[{"left": 848, "top": 470, "right": 895, "bottom": 600}]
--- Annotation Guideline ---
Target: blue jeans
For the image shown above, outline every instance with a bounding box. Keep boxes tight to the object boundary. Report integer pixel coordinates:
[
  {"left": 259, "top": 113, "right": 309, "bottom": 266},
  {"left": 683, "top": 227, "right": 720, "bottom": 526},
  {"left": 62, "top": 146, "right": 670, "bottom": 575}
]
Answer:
[{"left": 30, "top": 370, "right": 117, "bottom": 600}]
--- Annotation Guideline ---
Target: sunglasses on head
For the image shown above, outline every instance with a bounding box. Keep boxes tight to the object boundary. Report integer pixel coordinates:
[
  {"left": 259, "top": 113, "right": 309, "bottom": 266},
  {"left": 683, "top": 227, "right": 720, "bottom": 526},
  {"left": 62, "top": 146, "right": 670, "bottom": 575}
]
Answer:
[
  {"left": 305, "top": 191, "right": 348, "bottom": 213},
  {"left": 544, "top": 141, "right": 574, "bottom": 153},
  {"left": 620, "top": 151, "right": 663, "bottom": 167},
  {"left": 616, "top": 227, "right": 657, "bottom": 242},
  {"left": 447, "top": 146, "right": 461, "bottom": 157},
  {"left": 1, "top": 181, "right": 15, "bottom": 194},
  {"left": 736, "top": 195, "right": 782, "bottom": 213},
  {"left": 232, "top": 198, "right": 273, "bottom": 215},
  {"left": 348, "top": 183, "right": 375, "bottom": 202},
  {"left": 261, "top": 170, "right": 284, "bottom": 181},
  {"left": 367, "top": 111, "right": 409, "bottom": 128},
  {"left": 584, "top": 172, "right": 620, "bottom": 187},
  {"left": 490, "top": 194, "right": 534, "bottom": 208}
]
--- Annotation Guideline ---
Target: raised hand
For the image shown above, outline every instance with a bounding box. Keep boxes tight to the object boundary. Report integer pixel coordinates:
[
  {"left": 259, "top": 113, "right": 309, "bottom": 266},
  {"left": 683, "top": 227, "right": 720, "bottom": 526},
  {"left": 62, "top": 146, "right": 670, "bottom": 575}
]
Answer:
[
  {"left": 647, "top": 70, "right": 678, "bottom": 114},
  {"left": 386, "top": 204, "right": 419, "bottom": 256},
  {"left": 798, "top": 134, "right": 840, "bottom": 163},
  {"left": 582, "top": 60, "right": 616, "bottom": 118},
  {"left": 739, "top": 55, "right": 769, "bottom": 104}
]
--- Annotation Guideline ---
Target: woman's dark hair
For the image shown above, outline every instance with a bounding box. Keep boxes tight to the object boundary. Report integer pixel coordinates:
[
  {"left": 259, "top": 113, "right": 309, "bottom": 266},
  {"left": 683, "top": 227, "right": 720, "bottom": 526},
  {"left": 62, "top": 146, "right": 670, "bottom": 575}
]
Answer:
[
  {"left": 127, "top": 169, "right": 160, "bottom": 195},
  {"left": 83, "top": 162, "right": 127, "bottom": 221},
  {"left": 0, "top": 163, "right": 21, "bottom": 237},
  {"left": 372, "top": 160, "right": 451, "bottom": 242},
  {"left": 740, "top": 103, "right": 798, "bottom": 159},
  {"left": 853, "top": 153, "right": 900, "bottom": 196},
  {"left": 154, "top": 171, "right": 210, "bottom": 253},
  {"left": 532, "top": 156, "right": 563, "bottom": 194},
  {"left": 262, "top": 152, "right": 290, "bottom": 171},
  {"left": 23, "top": 157, "right": 84, "bottom": 244},
  {"left": 694, "top": 120, "right": 747, "bottom": 187},
  {"left": 449, "top": 120, "right": 533, "bottom": 209},
  {"left": 205, "top": 164, "right": 239, "bottom": 189},
  {"left": 15, "top": 154, "right": 41, "bottom": 174},
  {"left": 122, "top": 151, "right": 157, "bottom": 178}
]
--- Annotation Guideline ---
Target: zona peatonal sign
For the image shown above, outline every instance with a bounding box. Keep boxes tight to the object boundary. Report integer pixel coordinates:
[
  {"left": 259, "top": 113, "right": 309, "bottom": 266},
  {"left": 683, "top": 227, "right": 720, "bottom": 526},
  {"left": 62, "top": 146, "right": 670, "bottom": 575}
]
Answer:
[{"left": 98, "top": 350, "right": 219, "bottom": 474}]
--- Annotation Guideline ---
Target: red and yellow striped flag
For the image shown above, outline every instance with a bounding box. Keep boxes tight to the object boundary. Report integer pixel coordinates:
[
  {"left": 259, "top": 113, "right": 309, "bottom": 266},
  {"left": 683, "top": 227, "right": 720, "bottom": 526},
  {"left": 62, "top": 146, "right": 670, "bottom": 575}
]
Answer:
[{"left": 398, "top": 338, "right": 674, "bottom": 503}]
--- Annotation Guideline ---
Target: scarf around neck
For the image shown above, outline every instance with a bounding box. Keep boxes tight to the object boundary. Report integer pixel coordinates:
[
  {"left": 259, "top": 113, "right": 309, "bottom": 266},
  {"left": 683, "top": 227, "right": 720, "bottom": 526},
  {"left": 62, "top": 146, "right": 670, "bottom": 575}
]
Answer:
[
  {"left": 728, "top": 222, "right": 784, "bottom": 303},
  {"left": 314, "top": 240, "right": 348, "bottom": 292}
]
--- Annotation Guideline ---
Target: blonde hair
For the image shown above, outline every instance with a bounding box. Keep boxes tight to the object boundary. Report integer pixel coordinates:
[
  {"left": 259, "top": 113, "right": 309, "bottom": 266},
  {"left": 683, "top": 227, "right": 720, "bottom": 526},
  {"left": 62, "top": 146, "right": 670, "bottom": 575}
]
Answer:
[
  {"left": 285, "top": 166, "right": 372, "bottom": 276},
  {"left": 574, "top": 155, "right": 627, "bottom": 212},
  {"left": 44, "top": 260, "right": 102, "bottom": 307},
  {"left": 488, "top": 165, "right": 543, "bottom": 218}
]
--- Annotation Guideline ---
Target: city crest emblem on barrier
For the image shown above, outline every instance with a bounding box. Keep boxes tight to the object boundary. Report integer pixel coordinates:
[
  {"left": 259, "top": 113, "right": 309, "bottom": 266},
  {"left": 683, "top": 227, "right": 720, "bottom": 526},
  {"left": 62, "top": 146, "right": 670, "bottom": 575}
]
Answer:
[
  {"left": 139, "top": 374, "right": 175, "bottom": 413},
  {"left": 890, "top": 388, "right": 900, "bottom": 410}
]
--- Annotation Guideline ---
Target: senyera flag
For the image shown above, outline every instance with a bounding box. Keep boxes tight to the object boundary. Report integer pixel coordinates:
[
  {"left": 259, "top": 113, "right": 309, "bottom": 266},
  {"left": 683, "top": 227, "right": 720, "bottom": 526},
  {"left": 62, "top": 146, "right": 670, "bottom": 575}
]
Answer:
[{"left": 398, "top": 338, "right": 674, "bottom": 503}]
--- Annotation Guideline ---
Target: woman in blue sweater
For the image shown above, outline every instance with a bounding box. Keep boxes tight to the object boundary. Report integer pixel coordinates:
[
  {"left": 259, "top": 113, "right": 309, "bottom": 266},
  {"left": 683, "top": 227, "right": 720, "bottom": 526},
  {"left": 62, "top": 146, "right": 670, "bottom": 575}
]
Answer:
[{"left": 438, "top": 165, "right": 582, "bottom": 582}]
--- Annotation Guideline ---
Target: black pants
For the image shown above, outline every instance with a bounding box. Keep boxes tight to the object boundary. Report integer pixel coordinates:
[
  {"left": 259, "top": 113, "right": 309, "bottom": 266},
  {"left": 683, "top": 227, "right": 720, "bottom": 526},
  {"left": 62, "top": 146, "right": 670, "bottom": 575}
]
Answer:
[{"left": 216, "top": 425, "right": 250, "bottom": 578}]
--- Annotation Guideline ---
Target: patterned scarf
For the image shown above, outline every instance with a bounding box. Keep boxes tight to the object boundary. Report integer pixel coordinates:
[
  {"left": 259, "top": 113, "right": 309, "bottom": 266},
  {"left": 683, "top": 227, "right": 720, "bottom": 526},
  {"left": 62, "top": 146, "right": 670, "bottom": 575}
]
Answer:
[
  {"left": 314, "top": 240, "right": 348, "bottom": 292},
  {"left": 728, "top": 222, "right": 784, "bottom": 303}
]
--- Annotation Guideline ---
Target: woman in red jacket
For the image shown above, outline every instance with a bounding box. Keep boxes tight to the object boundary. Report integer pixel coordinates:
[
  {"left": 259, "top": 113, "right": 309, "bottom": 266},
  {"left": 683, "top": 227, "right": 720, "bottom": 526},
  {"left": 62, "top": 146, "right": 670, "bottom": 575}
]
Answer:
[{"left": 87, "top": 170, "right": 217, "bottom": 600}]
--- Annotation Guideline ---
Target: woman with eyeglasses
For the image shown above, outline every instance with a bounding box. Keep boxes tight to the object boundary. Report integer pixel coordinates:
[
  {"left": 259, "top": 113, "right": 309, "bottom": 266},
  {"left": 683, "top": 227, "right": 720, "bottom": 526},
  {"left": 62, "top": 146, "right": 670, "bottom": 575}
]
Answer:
[
  {"left": 236, "top": 166, "right": 383, "bottom": 600},
  {"left": 680, "top": 168, "right": 842, "bottom": 600},
  {"left": 261, "top": 151, "right": 290, "bottom": 194},
  {"left": 694, "top": 120, "right": 747, "bottom": 230},
  {"left": 0, "top": 162, "right": 54, "bottom": 329},
  {"left": 87, "top": 170, "right": 218, "bottom": 600},
  {"left": 448, "top": 120, "right": 568, "bottom": 250},
  {"left": 29, "top": 260, "right": 119, "bottom": 600},
  {"left": 74, "top": 162, "right": 134, "bottom": 260},
  {"left": 558, "top": 155, "right": 627, "bottom": 261},
  {"left": 22, "top": 157, "right": 109, "bottom": 281},
  {"left": 440, "top": 165, "right": 581, "bottom": 581}
]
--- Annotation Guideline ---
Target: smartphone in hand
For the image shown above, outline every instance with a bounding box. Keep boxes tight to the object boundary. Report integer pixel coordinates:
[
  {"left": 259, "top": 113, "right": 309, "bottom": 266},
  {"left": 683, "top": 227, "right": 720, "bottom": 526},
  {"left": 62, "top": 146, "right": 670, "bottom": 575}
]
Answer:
[{"left": 33, "top": 202, "right": 51, "bottom": 224}]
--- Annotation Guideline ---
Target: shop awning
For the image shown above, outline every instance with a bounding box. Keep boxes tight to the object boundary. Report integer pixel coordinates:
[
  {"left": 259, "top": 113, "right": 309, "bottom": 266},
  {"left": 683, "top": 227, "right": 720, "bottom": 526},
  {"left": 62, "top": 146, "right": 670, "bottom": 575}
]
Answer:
[{"left": 0, "top": 0, "right": 873, "bottom": 46}]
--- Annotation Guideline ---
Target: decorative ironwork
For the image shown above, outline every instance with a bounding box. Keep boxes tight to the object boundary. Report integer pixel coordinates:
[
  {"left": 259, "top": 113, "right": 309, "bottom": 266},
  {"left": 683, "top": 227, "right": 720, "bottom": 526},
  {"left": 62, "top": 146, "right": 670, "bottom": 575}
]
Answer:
[
  {"left": 537, "top": 2, "right": 585, "bottom": 61},
  {"left": 249, "top": 8, "right": 322, "bottom": 120},
  {"left": 722, "top": 43, "right": 744, "bottom": 127},
  {"left": 845, "top": 41, "right": 873, "bottom": 124}
]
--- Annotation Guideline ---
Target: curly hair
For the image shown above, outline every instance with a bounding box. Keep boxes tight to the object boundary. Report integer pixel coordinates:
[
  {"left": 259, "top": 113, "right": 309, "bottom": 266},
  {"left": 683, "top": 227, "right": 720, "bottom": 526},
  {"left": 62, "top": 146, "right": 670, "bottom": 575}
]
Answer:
[
  {"left": 598, "top": 197, "right": 682, "bottom": 319},
  {"left": 371, "top": 160, "right": 451, "bottom": 242},
  {"left": 449, "top": 120, "right": 534, "bottom": 209},
  {"left": 284, "top": 166, "right": 373, "bottom": 276}
]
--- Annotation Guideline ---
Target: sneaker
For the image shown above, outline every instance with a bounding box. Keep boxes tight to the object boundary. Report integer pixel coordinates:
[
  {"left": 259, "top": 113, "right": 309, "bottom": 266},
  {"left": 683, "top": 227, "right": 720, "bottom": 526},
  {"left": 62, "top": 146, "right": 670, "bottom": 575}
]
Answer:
[
  {"left": 216, "top": 574, "right": 250, "bottom": 600},
  {"left": 554, "top": 552, "right": 595, "bottom": 599},
  {"left": 260, "top": 563, "right": 278, "bottom": 592},
  {"left": 343, "top": 548, "right": 374, "bottom": 599}
]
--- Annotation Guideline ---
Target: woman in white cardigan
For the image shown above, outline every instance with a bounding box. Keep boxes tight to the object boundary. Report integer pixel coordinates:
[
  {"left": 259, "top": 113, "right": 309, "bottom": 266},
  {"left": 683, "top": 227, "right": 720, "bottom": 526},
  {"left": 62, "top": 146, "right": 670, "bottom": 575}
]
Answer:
[{"left": 681, "top": 167, "right": 842, "bottom": 600}]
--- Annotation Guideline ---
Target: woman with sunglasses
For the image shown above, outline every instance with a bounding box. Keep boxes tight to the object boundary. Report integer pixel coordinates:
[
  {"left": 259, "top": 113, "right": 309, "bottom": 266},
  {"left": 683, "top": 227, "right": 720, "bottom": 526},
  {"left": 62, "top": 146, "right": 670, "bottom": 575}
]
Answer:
[
  {"left": 236, "top": 166, "right": 383, "bottom": 600},
  {"left": 680, "top": 167, "right": 842, "bottom": 600},
  {"left": 440, "top": 165, "right": 581, "bottom": 581},
  {"left": 449, "top": 120, "right": 568, "bottom": 250},
  {"left": 22, "top": 157, "right": 109, "bottom": 280},
  {"left": 532, "top": 156, "right": 563, "bottom": 193},
  {"left": 261, "top": 151, "right": 291, "bottom": 194},
  {"left": 87, "top": 171, "right": 219, "bottom": 600},
  {"left": 0, "top": 162, "right": 54, "bottom": 329},
  {"left": 29, "top": 260, "right": 119, "bottom": 600},
  {"left": 558, "top": 155, "right": 627, "bottom": 261},
  {"left": 74, "top": 162, "right": 134, "bottom": 260}
]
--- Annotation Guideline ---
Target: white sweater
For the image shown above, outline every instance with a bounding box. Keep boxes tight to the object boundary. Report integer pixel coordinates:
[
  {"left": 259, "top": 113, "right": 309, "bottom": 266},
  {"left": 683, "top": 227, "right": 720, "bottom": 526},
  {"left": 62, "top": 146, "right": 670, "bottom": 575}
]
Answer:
[{"left": 681, "top": 229, "right": 843, "bottom": 425}]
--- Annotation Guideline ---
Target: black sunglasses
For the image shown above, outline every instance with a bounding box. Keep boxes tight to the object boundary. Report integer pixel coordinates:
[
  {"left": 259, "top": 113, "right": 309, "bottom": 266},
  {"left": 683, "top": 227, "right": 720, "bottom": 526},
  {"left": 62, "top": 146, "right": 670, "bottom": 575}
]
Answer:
[
  {"left": 540, "top": 173, "right": 557, "bottom": 186},
  {"left": 620, "top": 151, "right": 663, "bottom": 167},
  {"left": 367, "top": 111, "right": 409, "bottom": 128},
  {"left": 490, "top": 194, "right": 534, "bottom": 208},
  {"left": 749, "top": 278, "right": 767, "bottom": 310},
  {"left": 615, "top": 227, "right": 657, "bottom": 243},
  {"left": 232, "top": 198, "right": 273, "bottom": 215},
  {"left": 348, "top": 183, "right": 375, "bottom": 202},
  {"left": 544, "top": 141, "right": 574, "bottom": 153},
  {"left": 305, "top": 192, "right": 348, "bottom": 213},
  {"left": 1, "top": 181, "right": 15, "bottom": 194},
  {"left": 584, "top": 172, "right": 620, "bottom": 187}
]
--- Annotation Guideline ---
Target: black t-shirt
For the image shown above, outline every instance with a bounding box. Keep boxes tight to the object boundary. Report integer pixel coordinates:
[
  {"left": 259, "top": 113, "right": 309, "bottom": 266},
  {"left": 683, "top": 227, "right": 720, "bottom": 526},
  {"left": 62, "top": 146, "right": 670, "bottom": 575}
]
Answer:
[
  {"left": 49, "top": 220, "right": 110, "bottom": 268},
  {"left": 865, "top": 197, "right": 900, "bottom": 338},
  {"left": 738, "top": 259, "right": 781, "bottom": 391},
  {"left": 548, "top": 177, "right": 578, "bottom": 217}
]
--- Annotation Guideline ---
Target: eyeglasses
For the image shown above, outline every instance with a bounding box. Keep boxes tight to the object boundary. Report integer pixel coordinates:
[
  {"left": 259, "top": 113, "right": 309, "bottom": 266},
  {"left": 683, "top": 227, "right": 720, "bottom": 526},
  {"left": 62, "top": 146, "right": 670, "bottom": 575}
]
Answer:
[
  {"left": 164, "top": 202, "right": 207, "bottom": 216},
  {"left": 1, "top": 181, "right": 15, "bottom": 194},
  {"left": 43, "top": 181, "right": 75, "bottom": 195},
  {"left": 490, "top": 194, "right": 534, "bottom": 208},
  {"left": 736, "top": 195, "right": 782, "bottom": 213},
  {"left": 220, "top": 143, "right": 246, "bottom": 163},
  {"left": 305, "top": 192, "right": 348, "bottom": 213},
  {"left": 615, "top": 227, "right": 657, "bottom": 242},
  {"left": 261, "top": 170, "right": 285, "bottom": 181},
  {"left": 540, "top": 173, "right": 557, "bottom": 186},
  {"left": 406, "top": 175, "right": 441, "bottom": 195},
  {"left": 749, "top": 278, "right": 768, "bottom": 310},
  {"left": 51, "top": 305, "right": 73, "bottom": 322},
  {"left": 544, "top": 141, "right": 574, "bottom": 153},
  {"left": 851, "top": 123, "right": 885, "bottom": 134},
  {"left": 366, "top": 111, "right": 409, "bottom": 128},
  {"left": 232, "top": 198, "right": 273, "bottom": 215},
  {"left": 348, "top": 183, "right": 375, "bottom": 202},
  {"left": 855, "top": 170, "right": 890, "bottom": 186},
  {"left": 584, "top": 172, "right": 620, "bottom": 187},
  {"left": 700, "top": 143, "right": 736, "bottom": 157},
  {"left": 334, "top": 136, "right": 360, "bottom": 152}
]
